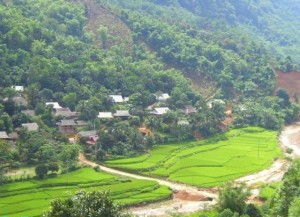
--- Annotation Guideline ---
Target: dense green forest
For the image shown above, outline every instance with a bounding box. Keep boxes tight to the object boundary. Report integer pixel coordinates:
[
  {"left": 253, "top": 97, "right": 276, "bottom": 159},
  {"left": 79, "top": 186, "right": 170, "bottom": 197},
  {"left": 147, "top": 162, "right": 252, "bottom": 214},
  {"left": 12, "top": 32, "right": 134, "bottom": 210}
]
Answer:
[
  {"left": 0, "top": 0, "right": 300, "bottom": 166},
  {"left": 101, "top": 0, "right": 300, "bottom": 64}
]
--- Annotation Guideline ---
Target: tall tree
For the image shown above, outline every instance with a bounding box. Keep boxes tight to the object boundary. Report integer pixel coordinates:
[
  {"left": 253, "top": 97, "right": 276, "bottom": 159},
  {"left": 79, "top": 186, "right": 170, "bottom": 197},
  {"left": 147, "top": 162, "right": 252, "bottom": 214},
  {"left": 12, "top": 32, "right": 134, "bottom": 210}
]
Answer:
[{"left": 218, "top": 182, "right": 250, "bottom": 214}]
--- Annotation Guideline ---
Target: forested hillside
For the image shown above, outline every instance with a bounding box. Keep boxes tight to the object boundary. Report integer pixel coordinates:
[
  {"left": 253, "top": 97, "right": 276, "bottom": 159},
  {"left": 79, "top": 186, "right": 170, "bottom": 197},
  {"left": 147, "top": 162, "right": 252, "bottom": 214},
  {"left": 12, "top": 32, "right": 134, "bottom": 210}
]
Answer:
[
  {"left": 0, "top": 0, "right": 299, "bottom": 168},
  {"left": 102, "top": 0, "right": 300, "bottom": 64}
]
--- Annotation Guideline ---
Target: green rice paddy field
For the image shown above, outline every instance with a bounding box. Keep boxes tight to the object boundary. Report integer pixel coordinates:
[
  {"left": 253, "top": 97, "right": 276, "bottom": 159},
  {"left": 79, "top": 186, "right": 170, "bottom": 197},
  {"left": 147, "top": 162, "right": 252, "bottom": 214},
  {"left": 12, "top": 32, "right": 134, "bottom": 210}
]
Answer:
[
  {"left": 0, "top": 168, "right": 172, "bottom": 217},
  {"left": 106, "top": 127, "right": 282, "bottom": 187}
]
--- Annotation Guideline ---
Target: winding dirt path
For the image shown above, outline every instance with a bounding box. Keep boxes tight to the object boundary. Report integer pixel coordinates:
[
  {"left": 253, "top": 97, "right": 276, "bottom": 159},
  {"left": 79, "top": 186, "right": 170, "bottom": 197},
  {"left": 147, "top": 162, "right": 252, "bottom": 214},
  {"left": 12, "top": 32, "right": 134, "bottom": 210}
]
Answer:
[
  {"left": 78, "top": 122, "right": 300, "bottom": 216},
  {"left": 79, "top": 154, "right": 217, "bottom": 216},
  {"left": 79, "top": 154, "right": 215, "bottom": 198},
  {"left": 237, "top": 122, "right": 300, "bottom": 186}
]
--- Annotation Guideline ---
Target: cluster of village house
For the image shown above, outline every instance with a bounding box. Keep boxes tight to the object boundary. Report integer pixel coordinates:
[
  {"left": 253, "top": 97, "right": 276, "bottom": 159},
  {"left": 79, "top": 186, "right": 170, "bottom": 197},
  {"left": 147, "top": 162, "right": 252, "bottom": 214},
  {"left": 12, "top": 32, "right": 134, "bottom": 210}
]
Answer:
[{"left": 1, "top": 86, "right": 228, "bottom": 144}]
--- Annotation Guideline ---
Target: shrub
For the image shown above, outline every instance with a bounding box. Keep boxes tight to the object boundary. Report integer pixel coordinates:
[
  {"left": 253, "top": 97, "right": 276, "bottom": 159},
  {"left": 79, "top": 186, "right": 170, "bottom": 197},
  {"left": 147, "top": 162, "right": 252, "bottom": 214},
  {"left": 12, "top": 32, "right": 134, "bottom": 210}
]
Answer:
[
  {"left": 93, "top": 166, "right": 101, "bottom": 172},
  {"left": 48, "top": 162, "right": 59, "bottom": 173},
  {"left": 218, "top": 182, "right": 250, "bottom": 214},
  {"left": 35, "top": 164, "right": 48, "bottom": 179}
]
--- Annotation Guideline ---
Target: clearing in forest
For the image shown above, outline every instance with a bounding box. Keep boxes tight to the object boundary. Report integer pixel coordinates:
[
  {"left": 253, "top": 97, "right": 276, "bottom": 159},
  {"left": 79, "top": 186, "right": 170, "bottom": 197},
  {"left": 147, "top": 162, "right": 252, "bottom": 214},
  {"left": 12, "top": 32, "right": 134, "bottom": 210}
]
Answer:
[
  {"left": 276, "top": 70, "right": 300, "bottom": 101},
  {"left": 0, "top": 168, "right": 171, "bottom": 217},
  {"left": 106, "top": 127, "right": 281, "bottom": 187},
  {"left": 85, "top": 0, "right": 133, "bottom": 49}
]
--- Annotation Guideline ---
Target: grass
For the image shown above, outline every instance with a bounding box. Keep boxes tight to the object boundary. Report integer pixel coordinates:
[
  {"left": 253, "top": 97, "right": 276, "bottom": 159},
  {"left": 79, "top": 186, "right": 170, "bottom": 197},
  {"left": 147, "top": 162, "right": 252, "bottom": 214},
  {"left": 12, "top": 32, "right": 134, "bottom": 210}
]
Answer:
[
  {"left": 259, "top": 182, "right": 280, "bottom": 201},
  {"left": 185, "top": 210, "right": 219, "bottom": 217},
  {"left": 106, "top": 127, "right": 282, "bottom": 187},
  {"left": 0, "top": 168, "right": 172, "bottom": 217}
]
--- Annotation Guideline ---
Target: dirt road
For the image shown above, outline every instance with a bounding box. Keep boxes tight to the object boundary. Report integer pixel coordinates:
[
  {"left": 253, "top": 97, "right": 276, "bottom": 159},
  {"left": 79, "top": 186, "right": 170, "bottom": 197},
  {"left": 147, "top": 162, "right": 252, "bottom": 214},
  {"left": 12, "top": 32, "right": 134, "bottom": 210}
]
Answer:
[
  {"left": 79, "top": 154, "right": 217, "bottom": 216},
  {"left": 238, "top": 122, "right": 300, "bottom": 186},
  {"left": 79, "top": 154, "right": 217, "bottom": 198},
  {"left": 78, "top": 122, "right": 300, "bottom": 216},
  {"left": 279, "top": 122, "right": 300, "bottom": 157}
]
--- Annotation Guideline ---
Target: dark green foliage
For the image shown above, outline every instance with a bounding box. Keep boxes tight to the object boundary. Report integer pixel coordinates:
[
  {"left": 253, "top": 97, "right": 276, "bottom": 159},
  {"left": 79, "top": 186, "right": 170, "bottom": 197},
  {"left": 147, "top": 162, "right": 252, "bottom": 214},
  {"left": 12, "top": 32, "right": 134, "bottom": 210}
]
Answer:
[
  {"left": 218, "top": 209, "right": 238, "bottom": 217},
  {"left": 46, "top": 190, "right": 131, "bottom": 217},
  {"left": 276, "top": 88, "right": 291, "bottom": 108},
  {"left": 121, "top": 11, "right": 275, "bottom": 98},
  {"left": 48, "top": 162, "right": 59, "bottom": 173},
  {"left": 107, "top": 0, "right": 300, "bottom": 64},
  {"left": 0, "top": 141, "right": 13, "bottom": 184},
  {"left": 245, "top": 204, "right": 262, "bottom": 217},
  {"left": 35, "top": 164, "right": 48, "bottom": 179},
  {"left": 233, "top": 96, "right": 300, "bottom": 130},
  {"left": 269, "top": 160, "right": 300, "bottom": 217},
  {"left": 218, "top": 182, "right": 250, "bottom": 215}
]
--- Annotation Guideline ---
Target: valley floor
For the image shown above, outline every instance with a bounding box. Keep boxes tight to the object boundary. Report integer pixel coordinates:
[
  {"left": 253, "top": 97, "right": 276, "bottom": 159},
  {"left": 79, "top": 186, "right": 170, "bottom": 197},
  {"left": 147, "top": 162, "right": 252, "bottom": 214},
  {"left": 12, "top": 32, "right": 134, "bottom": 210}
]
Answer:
[{"left": 79, "top": 122, "right": 300, "bottom": 216}]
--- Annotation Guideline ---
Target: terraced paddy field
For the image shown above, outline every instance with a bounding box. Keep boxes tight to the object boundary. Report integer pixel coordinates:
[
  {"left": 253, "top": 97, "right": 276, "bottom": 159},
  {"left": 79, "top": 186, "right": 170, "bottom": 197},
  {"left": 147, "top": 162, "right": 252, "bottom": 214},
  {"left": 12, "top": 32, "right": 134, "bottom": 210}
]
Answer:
[
  {"left": 0, "top": 168, "right": 172, "bottom": 217},
  {"left": 106, "top": 127, "right": 282, "bottom": 187}
]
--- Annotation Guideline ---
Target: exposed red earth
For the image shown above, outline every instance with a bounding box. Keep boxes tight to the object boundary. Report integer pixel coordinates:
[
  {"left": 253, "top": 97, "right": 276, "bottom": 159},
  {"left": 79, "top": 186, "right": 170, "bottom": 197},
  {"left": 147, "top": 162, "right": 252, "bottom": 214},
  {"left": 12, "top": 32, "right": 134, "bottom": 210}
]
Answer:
[{"left": 276, "top": 70, "right": 300, "bottom": 101}]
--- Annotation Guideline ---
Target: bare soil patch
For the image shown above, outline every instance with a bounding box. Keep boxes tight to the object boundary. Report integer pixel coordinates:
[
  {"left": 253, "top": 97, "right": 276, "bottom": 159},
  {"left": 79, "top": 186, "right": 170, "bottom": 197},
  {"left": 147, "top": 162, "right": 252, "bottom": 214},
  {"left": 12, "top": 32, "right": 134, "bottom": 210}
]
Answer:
[
  {"left": 279, "top": 122, "right": 300, "bottom": 157},
  {"left": 84, "top": 0, "right": 133, "bottom": 49},
  {"left": 174, "top": 190, "right": 211, "bottom": 201},
  {"left": 5, "top": 167, "right": 35, "bottom": 177},
  {"left": 185, "top": 71, "right": 218, "bottom": 99},
  {"left": 276, "top": 70, "right": 300, "bottom": 100}
]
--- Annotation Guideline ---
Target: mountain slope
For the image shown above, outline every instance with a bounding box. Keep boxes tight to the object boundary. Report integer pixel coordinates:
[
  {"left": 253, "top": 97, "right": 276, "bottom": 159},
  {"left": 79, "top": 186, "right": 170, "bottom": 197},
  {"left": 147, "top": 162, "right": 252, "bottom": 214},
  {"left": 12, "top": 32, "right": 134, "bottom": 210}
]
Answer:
[
  {"left": 101, "top": 0, "right": 300, "bottom": 65},
  {"left": 85, "top": 0, "right": 133, "bottom": 49}
]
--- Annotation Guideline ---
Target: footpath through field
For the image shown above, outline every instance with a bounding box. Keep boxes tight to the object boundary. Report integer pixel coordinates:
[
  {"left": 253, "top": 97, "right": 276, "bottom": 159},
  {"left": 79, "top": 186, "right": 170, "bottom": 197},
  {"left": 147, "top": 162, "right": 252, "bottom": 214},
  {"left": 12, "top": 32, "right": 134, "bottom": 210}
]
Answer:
[
  {"left": 79, "top": 154, "right": 218, "bottom": 215},
  {"left": 79, "top": 154, "right": 216, "bottom": 196},
  {"left": 79, "top": 122, "right": 300, "bottom": 216}
]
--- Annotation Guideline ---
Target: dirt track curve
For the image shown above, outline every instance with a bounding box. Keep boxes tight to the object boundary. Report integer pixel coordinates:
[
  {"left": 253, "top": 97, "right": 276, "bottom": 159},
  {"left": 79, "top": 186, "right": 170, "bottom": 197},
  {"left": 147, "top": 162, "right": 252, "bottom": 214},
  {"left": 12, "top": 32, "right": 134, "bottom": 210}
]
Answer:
[{"left": 79, "top": 122, "right": 300, "bottom": 216}]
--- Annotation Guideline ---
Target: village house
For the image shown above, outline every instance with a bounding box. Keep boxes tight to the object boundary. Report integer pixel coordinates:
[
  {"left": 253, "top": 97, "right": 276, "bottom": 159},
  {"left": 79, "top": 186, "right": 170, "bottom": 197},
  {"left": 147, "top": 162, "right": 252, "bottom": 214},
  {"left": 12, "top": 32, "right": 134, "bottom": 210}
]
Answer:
[
  {"left": 182, "top": 105, "right": 197, "bottom": 115},
  {"left": 113, "top": 110, "right": 131, "bottom": 119},
  {"left": 12, "top": 86, "right": 24, "bottom": 92},
  {"left": 21, "top": 123, "right": 39, "bottom": 132},
  {"left": 150, "top": 107, "right": 170, "bottom": 116},
  {"left": 156, "top": 93, "right": 170, "bottom": 102},
  {"left": 45, "top": 102, "right": 62, "bottom": 109},
  {"left": 77, "top": 131, "right": 98, "bottom": 145},
  {"left": 12, "top": 96, "right": 28, "bottom": 107},
  {"left": 54, "top": 107, "right": 78, "bottom": 118},
  {"left": 57, "top": 119, "right": 77, "bottom": 135},
  {"left": 76, "top": 120, "right": 88, "bottom": 127},
  {"left": 0, "top": 131, "right": 10, "bottom": 140},
  {"left": 109, "top": 95, "right": 129, "bottom": 103},
  {"left": 98, "top": 112, "right": 114, "bottom": 119}
]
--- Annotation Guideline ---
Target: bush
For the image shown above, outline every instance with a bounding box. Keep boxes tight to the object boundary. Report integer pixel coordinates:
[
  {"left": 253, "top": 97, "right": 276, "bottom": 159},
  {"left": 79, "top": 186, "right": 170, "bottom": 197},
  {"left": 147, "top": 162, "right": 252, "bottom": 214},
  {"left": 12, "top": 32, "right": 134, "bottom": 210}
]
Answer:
[
  {"left": 35, "top": 164, "right": 48, "bottom": 179},
  {"left": 245, "top": 204, "right": 262, "bottom": 217},
  {"left": 48, "top": 162, "right": 59, "bottom": 173},
  {"left": 93, "top": 166, "right": 101, "bottom": 172},
  {"left": 46, "top": 190, "right": 131, "bottom": 217},
  {"left": 218, "top": 182, "right": 250, "bottom": 214},
  {"left": 286, "top": 147, "right": 294, "bottom": 154}
]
